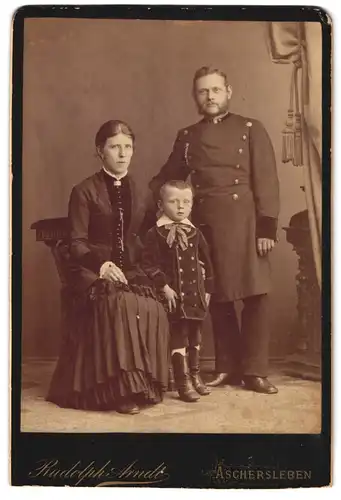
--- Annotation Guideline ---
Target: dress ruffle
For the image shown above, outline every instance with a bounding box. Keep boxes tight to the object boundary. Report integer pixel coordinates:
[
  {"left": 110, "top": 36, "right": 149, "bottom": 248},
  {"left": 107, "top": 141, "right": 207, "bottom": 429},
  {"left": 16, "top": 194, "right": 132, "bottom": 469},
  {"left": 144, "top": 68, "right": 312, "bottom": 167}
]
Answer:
[{"left": 47, "top": 280, "right": 170, "bottom": 410}]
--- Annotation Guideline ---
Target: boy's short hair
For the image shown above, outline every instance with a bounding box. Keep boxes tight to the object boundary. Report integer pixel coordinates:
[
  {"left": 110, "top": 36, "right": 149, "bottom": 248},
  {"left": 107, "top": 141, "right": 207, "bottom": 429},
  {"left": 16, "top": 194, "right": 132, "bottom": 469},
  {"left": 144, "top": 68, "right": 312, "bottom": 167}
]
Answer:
[{"left": 159, "top": 180, "right": 194, "bottom": 201}]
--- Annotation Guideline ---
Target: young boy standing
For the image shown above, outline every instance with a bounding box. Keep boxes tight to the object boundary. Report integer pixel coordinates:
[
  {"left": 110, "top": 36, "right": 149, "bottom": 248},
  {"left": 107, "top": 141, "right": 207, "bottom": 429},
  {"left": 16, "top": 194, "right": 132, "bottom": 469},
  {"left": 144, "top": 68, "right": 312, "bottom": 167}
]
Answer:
[{"left": 141, "top": 180, "right": 214, "bottom": 402}]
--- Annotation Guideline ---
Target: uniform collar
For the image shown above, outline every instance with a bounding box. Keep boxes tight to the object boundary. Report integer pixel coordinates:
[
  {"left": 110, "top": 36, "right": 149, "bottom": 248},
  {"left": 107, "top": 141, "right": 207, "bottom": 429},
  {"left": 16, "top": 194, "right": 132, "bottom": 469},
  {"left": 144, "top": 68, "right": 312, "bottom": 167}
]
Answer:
[
  {"left": 156, "top": 214, "right": 195, "bottom": 228},
  {"left": 204, "top": 111, "right": 230, "bottom": 124}
]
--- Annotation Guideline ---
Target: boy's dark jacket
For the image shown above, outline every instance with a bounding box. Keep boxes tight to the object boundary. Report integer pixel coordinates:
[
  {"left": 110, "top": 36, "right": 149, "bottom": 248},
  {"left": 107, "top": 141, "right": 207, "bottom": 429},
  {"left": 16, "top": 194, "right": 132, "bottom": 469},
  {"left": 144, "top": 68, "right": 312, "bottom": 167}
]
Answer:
[{"left": 141, "top": 224, "right": 215, "bottom": 321}]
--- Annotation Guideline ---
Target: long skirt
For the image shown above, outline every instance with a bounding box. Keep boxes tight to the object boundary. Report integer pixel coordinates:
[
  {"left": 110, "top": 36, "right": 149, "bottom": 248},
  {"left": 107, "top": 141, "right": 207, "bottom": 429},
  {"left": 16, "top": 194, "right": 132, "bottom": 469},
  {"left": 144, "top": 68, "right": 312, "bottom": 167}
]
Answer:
[{"left": 47, "top": 279, "right": 170, "bottom": 410}]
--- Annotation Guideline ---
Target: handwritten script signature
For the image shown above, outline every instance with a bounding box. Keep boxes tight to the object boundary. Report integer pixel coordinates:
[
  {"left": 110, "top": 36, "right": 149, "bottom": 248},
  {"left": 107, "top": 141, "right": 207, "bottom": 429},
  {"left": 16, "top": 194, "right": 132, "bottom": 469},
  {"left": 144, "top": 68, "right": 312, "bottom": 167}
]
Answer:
[{"left": 28, "top": 459, "right": 169, "bottom": 486}]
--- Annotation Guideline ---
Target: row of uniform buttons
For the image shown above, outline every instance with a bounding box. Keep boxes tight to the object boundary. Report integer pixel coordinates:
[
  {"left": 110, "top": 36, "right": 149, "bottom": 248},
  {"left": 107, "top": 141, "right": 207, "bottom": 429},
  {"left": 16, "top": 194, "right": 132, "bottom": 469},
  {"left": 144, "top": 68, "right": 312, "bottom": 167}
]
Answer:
[
  {"left": 233, "top": 151, "right": 240, "bottom": 198},
  {"left": 232, "top": 138, "right": 243, "bottom": 199},
  {"left": 193, "top": 122, "right": 251, "bottom": 203},
  {"left": 235, "top": 127, "right": 250, "bottom": 199}
]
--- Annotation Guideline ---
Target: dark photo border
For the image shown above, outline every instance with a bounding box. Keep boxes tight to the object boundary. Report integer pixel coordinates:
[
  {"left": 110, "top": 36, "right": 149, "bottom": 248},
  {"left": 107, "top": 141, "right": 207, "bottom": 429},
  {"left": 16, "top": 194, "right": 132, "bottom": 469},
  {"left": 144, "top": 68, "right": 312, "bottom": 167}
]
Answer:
[{"left": 11, "top": 5, "right": 331, "bottom": 488}]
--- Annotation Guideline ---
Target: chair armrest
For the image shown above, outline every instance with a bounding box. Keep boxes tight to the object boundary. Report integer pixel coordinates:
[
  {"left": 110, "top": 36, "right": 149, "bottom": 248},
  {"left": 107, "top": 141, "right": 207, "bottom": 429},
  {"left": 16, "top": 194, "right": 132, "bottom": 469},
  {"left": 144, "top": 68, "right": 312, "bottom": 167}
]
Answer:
[
  {"left": 31, "top": 217, "right": 71, "bottom": 286},
  {"left": 31, "top": 217, "right": 69, "bottom": 244}
]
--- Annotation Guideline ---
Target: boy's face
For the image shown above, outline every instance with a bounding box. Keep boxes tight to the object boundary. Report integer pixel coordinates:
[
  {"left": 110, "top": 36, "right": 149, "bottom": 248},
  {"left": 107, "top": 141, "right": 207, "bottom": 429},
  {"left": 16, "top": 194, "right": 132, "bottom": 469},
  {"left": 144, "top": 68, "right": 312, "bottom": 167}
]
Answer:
[{"left": 159, "top": 186, "right": 193, "bottom": 222}]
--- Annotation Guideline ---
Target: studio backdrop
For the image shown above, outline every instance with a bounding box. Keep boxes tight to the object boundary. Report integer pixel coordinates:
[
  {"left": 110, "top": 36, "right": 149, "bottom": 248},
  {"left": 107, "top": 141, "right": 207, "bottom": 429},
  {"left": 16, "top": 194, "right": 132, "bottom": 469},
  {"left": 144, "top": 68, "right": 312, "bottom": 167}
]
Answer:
[{"left": 22, "top": 19, "right": 309, "bottom": 360}]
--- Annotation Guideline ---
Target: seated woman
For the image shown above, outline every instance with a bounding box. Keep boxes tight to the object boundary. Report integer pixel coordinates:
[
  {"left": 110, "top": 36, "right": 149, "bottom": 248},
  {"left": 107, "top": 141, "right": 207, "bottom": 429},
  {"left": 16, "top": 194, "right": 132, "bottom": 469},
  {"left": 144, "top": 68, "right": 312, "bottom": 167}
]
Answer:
[{"left": 47, "top": 120, "right": 170, "bottom": 414}]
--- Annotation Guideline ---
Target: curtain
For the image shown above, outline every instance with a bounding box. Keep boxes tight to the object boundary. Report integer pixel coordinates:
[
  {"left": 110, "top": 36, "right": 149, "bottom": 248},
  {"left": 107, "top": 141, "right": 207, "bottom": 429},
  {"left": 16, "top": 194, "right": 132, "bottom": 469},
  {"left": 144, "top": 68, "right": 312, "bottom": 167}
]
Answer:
[{"left": 268, "top": 22, "right": 322, "bottom": 288}]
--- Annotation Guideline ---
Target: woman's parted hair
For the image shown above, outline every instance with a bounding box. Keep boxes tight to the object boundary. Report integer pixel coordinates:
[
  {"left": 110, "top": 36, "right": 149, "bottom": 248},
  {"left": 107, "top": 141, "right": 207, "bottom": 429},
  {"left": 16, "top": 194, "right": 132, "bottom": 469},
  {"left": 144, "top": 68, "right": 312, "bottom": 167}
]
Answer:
[{"left": 95, "top": 120, "right": 135, "bottom": 149}]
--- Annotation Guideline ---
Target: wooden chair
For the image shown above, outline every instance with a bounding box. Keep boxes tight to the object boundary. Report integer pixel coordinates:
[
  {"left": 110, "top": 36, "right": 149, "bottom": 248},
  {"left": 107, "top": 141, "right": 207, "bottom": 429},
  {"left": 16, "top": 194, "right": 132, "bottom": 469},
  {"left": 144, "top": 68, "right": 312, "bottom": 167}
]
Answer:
[{"left": 283, "top": 209, "right": 321, "bottom": 380}]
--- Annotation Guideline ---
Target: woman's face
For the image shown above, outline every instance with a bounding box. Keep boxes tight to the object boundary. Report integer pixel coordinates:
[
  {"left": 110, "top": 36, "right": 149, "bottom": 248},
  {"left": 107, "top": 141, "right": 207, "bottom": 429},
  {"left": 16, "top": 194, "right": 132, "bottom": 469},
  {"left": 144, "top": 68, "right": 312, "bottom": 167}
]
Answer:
[{"left": 99, "top": 133, "right": 134, "bottom": 176}]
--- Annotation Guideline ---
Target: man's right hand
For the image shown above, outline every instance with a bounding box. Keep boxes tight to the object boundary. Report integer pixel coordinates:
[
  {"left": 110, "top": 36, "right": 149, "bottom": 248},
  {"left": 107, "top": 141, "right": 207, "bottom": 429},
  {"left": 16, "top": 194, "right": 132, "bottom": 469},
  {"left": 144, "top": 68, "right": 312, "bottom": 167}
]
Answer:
[
  {"left": 163, "top": 284, "right": 178, "bottom": 313},
  {"left": 257, "top": 238, "right": 275, "bottom": 257},
  {"left": 100, "top": 262, "right": 128, "bottom": 284}
]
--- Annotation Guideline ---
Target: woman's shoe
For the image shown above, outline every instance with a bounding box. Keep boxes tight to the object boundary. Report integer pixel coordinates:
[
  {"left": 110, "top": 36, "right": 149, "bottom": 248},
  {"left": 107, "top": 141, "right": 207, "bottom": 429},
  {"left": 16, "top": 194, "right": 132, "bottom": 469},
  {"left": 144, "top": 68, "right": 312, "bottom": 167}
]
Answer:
[
  {"left": 144, "top": 395, "right": 162, "bottom": 405},
  {"left": 134, "top": 392, "right": 161, "bottom": 407},
  {"left": 116, "top": 400, "right": 140, "bottom": 414}
]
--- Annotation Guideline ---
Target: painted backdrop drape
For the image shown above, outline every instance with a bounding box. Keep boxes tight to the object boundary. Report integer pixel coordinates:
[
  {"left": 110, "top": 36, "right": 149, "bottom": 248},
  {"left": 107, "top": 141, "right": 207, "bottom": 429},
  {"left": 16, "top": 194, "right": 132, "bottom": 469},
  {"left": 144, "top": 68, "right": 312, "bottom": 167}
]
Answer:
[{"left": 268, "top": 22, "right": 322, "bottom": 287}]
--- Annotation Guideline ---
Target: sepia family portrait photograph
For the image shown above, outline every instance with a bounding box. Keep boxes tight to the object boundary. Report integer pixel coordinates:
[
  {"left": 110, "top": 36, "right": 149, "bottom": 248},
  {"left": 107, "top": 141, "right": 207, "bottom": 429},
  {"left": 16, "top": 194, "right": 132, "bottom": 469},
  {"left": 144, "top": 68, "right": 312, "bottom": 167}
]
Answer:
[{"left": 16, "top": 12, "right": 326, "bottom": 443}]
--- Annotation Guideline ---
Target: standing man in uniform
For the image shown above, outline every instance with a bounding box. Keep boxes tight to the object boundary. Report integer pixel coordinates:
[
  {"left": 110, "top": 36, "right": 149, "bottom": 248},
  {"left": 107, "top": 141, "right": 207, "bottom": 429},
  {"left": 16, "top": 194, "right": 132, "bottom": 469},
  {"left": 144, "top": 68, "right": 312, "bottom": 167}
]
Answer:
[{"left": 148, "top": 66, "right": 280, "bottom": 394}]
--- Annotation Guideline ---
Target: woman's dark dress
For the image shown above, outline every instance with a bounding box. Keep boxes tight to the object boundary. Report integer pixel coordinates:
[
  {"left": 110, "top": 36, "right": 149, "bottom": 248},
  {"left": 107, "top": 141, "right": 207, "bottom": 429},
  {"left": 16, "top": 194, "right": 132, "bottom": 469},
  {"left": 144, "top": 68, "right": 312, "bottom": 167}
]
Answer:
[{"left": 47, "top": 170, "right": 169, "bottom": 410}]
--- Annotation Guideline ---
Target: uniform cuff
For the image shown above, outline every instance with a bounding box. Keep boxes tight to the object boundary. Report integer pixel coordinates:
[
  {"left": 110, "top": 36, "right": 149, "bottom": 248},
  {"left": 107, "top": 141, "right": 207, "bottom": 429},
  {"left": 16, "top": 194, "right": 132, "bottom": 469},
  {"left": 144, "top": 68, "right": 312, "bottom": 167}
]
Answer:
[{"left": 256, "top": 216, "right": 278, "bottom": 240}]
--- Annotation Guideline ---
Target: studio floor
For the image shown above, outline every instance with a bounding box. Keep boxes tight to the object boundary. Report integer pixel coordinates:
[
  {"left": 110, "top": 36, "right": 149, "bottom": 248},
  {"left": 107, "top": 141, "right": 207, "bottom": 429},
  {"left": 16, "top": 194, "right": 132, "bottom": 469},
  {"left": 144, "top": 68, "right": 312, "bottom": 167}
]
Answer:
[{"left": 20, "top": 359, "right": 321, "bottom": 434}]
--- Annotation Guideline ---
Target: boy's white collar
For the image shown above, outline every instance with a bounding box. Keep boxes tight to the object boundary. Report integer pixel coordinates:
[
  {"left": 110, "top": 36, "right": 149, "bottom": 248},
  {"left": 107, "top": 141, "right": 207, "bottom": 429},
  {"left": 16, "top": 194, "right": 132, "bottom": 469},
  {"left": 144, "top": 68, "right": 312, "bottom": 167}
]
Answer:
[{"left": 156, "top": 214, "right": 195, "bottom": 228}]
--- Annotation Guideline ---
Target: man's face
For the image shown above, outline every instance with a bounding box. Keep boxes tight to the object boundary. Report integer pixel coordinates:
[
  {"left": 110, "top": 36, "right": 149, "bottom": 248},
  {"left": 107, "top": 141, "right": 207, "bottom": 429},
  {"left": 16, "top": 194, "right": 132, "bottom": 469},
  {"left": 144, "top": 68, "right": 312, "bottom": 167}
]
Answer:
[
  {"left": 194, "top": 73, "right": 232, "bottom": 118},
  {"left": 159, "top": 186, "right": 193, "bottom": 222}
]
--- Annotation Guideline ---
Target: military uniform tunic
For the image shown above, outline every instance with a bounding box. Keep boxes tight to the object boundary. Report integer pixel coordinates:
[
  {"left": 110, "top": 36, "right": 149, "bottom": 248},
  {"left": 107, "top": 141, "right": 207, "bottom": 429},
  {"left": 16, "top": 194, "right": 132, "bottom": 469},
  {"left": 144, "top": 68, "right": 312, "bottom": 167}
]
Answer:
[{"left": 149, "top": 113, "right": 280, "bottom": 302}]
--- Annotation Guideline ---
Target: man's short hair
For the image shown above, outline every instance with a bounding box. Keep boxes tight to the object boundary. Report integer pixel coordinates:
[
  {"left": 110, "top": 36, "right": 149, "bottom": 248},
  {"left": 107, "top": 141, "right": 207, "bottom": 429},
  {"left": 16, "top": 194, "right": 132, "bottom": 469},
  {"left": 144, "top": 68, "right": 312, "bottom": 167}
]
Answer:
[
  {"left": 159, "top": 180, "right": 194, "bottom": 200},
  {"left": 192, "top": 66, "right": 229, "bottom": 91}
]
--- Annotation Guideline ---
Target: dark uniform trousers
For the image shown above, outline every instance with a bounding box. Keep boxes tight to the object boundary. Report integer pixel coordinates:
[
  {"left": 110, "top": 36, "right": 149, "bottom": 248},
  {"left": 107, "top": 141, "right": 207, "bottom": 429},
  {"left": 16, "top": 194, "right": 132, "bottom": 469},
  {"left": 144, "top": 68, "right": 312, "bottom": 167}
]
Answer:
[{"left": 210, "top": 294, "right": 270, "bottom": 378}]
